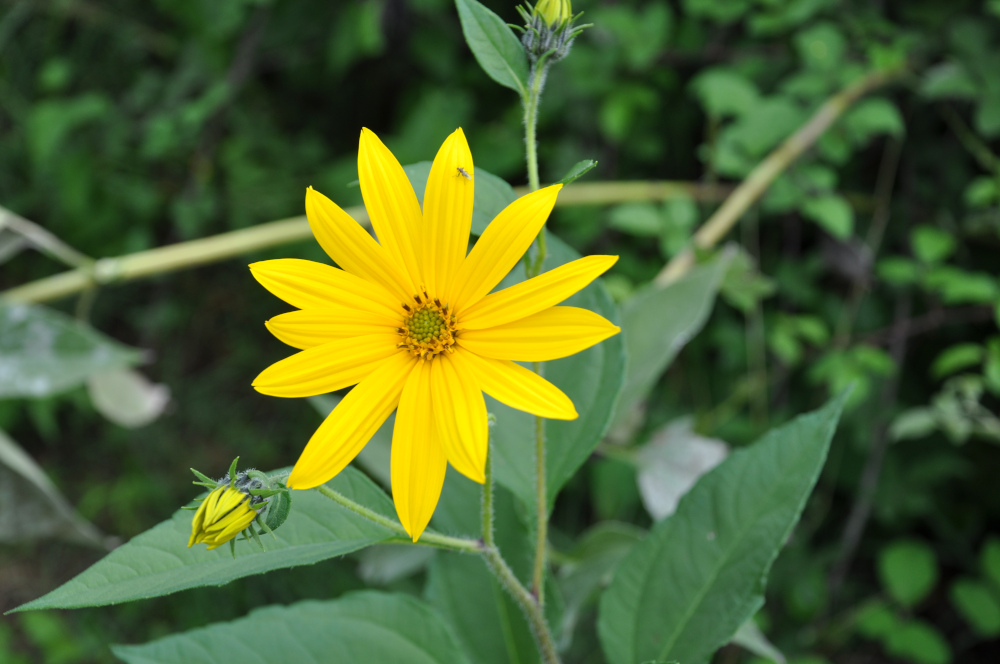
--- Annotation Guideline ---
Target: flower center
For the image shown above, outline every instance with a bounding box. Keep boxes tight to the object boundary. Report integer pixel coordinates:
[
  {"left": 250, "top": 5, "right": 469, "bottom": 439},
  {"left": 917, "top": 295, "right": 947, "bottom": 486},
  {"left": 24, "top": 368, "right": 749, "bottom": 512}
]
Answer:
[{"left": 397, "top": 293, "right": 457, "bottom": 360}]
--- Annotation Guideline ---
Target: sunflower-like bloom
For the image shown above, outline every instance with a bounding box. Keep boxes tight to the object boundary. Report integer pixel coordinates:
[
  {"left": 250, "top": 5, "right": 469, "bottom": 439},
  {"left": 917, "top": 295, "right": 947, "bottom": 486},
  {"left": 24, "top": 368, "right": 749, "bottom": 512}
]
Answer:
[
  {"left": 251, "top": 128, "right": 619, "bottom": 540},
  {"left": 189, "top": 486, "right": 259, "bottom": 550}
]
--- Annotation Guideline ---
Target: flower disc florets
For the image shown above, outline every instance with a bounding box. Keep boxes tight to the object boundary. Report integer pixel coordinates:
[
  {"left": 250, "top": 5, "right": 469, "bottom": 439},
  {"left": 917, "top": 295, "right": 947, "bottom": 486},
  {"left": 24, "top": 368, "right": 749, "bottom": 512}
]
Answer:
[{"left": 397, "top": 293, "right": 457, "bottom": 360}]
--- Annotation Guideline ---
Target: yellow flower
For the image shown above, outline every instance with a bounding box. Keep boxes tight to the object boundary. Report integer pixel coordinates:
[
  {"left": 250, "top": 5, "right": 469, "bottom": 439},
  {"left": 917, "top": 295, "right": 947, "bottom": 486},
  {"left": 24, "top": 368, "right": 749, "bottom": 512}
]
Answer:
[
  {"left": 251, "top": 127, "right": 619, "bottom": 540},
  {"left": 535, "top": 0, "right": 572, "bottom": 27},
  {"left": 188, "top": 486, "right": 259, "bottom": 550}
]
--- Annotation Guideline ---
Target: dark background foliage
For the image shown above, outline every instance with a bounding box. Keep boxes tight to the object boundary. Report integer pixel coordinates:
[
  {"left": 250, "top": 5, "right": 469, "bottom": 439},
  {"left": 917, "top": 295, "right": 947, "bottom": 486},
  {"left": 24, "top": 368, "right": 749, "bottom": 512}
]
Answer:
[{"left": 1, "top": 0, "right": 999, "bottom": 662}]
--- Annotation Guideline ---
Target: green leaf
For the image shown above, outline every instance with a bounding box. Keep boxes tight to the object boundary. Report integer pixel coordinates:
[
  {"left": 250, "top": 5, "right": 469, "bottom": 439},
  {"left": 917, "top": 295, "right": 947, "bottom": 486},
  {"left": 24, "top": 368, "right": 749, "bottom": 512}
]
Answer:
[
  {"left": 690, "top": 68, "right": 761, "bottom": 118},
  {"left": 890, "top": 408, "right": 938, "bottom": 442},
  {"left": 982, "top": 537, "right": 1000, "bottom": 593},
  {"left": 794, "top": 22, "right": 846, "bottom": 70},
  {"left": 911, "top": 225, "right": 957, "bottom": 264},
  {"left": 455, "top": 0, "right": 528, "bottom": 97},
  {"left": 878, "top": 539, "right": 938, "bottom": 608},
  {"left": 609, "top": 202, "right": 663, "bottom": 237},
  {"left": 489, "top": 234, "right": 626, "bottom": 512},
  {"left": 931, "top": 343, "right": 983, "bottom": 379},
  {"left": 597, "top": 396, "right": 845, "bottom": 664},
  {"left": 919, "top": 62, "right": 978, "bottom": 100},
  {"left": 950, "top": 578, "right": 1000, "bottom": 637},
  {"left": 843, "top": 98, "right": 905, "bottom": 144},
  {"left": 802, "top": 194, "right": 854, "bottom": 239},
  {"left": 877, "top": 257, "right": 920, "bottom": 287},
  {"left": 112, "top": 591, "right": 471, "bottom": 664},
  {"left": 924, "top": 267, "right": 998, "bottom": 304},
  {"left": 613, "top": 254, "right": 730, "bottom": 430},
  {"left": 86, "top": 368, "right": 170, "bottom": 428},
  {"left": 556, "top": 159, "right": 598, "bottom": 186},
  {"left": 13, "top": 468, "right": 400, "bottom": 611},
  {"left": 883, "top": 619, "right": 951, "bottom": 664},
  {"left": 854, "top": 600, "right": 899, "bottom": 638},
  {"left": 0, "top": 302, "right": 142, "bottom": 399}
]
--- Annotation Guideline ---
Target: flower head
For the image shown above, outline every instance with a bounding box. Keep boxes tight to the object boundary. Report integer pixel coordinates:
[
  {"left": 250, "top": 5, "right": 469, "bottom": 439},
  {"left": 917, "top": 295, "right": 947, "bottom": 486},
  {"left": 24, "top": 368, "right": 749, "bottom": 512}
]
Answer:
[
  {"left": 252, "top": 128, "right": 619, "bottom": 540},
  {"left": 518, "top": 0, "right": 587, "bottom": 63}
]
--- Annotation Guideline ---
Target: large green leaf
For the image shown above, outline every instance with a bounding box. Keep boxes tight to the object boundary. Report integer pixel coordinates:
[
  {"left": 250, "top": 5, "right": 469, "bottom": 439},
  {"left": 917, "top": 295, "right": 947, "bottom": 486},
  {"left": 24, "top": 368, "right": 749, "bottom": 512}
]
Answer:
[
  {"left": 597, "top": 396, "right": 845, "bottom": 664},
  {"left": 14, "top": 468, "right": 400, "bottom": 611},
  {"left": 0, "top": 302, "right": 142, "bottom": 399},
  {"left": 455, "top": 0, "right": 529, "bottom": 97},
  {"left": 613, "top": 255, "right": 730, "bottom": 429},
  {"left": 111, "top": 591, "right": 471, "bottom": 664}
]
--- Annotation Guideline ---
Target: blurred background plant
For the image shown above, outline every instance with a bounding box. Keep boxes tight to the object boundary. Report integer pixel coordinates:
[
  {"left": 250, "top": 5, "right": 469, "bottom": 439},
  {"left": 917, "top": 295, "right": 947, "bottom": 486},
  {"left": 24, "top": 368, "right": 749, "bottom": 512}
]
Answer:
[{"left": 1, "top": 0, "right": 998, "bottom": 662}]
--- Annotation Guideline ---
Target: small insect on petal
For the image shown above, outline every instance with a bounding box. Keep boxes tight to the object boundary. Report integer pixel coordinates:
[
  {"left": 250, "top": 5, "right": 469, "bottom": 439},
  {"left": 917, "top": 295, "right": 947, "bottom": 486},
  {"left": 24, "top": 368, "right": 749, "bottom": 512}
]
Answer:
[{"left": 456, "top": 167, "right": 472, "bottom": 181}]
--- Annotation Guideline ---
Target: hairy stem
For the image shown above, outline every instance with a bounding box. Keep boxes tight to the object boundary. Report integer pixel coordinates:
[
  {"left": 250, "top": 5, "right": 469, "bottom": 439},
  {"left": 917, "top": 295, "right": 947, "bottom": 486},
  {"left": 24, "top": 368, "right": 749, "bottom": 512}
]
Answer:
[
  {"left": 314, "top": 485, "right": 480, "bottom": 553},
  {"left": 531, "top": 366, "right": 547, "bottom": 604},
  {"left": 482, "top": 546, "right": 561, "bottom": 664},
  {"left": 482, "top": 433, "right": 495, "bottom": 547},
  {"left": 655, "top": 66, "right": 906, "bottom": 286}
]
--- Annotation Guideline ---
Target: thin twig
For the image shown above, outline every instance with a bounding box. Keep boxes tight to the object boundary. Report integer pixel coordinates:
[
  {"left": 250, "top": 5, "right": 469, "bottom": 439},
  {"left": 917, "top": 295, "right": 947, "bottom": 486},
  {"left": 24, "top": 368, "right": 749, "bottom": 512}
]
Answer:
[
  {"left": 655, "top": 66, "right": 906, "bottom": 286},
  {"left": 0, "top": 205, "right": 93, "bottom": 269},
  {"left": 860, "top": 305, "right": 994, "bottom": 346}
]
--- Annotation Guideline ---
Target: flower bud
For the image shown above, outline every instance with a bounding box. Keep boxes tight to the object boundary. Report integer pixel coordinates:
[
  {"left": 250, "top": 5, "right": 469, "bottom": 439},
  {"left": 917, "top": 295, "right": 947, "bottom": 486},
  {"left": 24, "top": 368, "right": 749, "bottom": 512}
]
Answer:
[
  {"left": 534, "top": 0, "right": 571, "bottom": 27},
  {"left": 186, "top": 457, "right": 291, "bottom": 556},
  {"left": 188, "top": 486, "right": 259, "bottom": 550}
]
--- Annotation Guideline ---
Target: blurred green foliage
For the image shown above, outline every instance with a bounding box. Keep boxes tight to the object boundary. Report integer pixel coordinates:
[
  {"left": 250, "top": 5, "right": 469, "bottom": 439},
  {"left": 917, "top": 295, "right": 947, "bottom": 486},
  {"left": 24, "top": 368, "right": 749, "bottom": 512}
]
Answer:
[{"left": 2, "top": 0, "right": 1000, "bottom": 662}]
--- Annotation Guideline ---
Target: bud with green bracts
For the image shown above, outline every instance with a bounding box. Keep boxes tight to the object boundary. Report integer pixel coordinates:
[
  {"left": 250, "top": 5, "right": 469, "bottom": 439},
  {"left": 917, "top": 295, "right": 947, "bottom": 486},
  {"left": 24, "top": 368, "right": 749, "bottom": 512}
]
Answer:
[
  {"left": 515, "top": 1, "right": 591, "bottom": 65},
  {"left": 186, "top": 457, "right": 291, "bottom": 558}
]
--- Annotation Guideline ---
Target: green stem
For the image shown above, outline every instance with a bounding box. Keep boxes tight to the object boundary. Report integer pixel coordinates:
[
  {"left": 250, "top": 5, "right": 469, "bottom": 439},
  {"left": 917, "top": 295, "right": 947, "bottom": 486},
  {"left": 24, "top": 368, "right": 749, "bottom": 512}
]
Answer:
[
  {"left": 314, "top": 485, "right": 480, "bottom": 554},
  {"left": 482, "top": 546, "right": 562, "bottom": 664},
  {"left": 523, "top": 63, "right": 548, "bottom": 279},
  {"left": 482, "top": 432, "right": 495, "bottom": 547},
  {"left": 531, "top": 361, "right": 547, "bottom": 605}
]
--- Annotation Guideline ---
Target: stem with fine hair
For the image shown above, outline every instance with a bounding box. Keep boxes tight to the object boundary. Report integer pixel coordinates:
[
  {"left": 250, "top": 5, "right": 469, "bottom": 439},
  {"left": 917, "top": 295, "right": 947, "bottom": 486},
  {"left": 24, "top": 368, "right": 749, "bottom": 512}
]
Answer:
[
  {"left": 314, "top": 485, "right": 480, "bottom": 553},
  {"left": 482, "top": 546, "right": 562, "bottom": 664},
  {"left": 481, "top": 431, "right": 495, "bottom": 547},
  {"left": 521, "top": 60, "right": 553, "bottom": 606}
]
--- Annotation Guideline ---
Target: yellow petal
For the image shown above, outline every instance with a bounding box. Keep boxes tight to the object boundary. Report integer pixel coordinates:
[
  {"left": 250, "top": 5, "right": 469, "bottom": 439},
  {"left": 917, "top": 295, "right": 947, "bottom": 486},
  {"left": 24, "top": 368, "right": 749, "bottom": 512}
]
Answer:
[
  {"left": 391, "top": 360, "right": 448, "bottom": 541},
  {"left": 250, "top": 259, "right": 400, "bottom": 319},
  {"left": 423, "top": 128, "right": 474, "bottom": 298},
  {"left": 451, "top": 184, "right": 562, "bottom": 311},
  {"left": 430, "top": 352, "right": 487, "bottom": 483},
  {"left": 287, "top": 352, "right": 416, "bottom": 490},
  {"left": 358, "top": 128, "right": 423, "bottom": 295},
  {"left": 457, "top": 348, "right": 577, "bottom": 420},
  {"left": 212, "top": 508, "right": 257, "bottom": 544},
  {"left": 305, "top": 187, "right": 414, "bottom": 303},
  {"left": 459, "top": 255, "right": 618, "bottom": 330},
  {"left": 457, "top": 306, "right": 620, "bottom": 362},
  {"left": 188, "top": 494, "right": 212, "bottom": 547},
  {"left": 266, "top": 309, "right": 401, "bottom": 350},
  {"left": 253, "top": 333, "right": 402, "bottom": 397}
]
